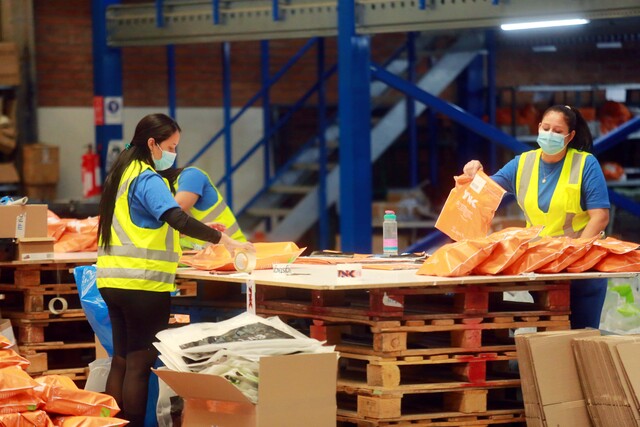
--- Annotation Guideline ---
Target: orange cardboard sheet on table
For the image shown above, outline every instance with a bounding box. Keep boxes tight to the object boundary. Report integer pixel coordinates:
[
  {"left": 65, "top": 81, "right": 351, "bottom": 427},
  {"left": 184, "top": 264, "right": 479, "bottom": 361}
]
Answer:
[
  {"left": 180, "top": 241, "right": 306, "bottom": 271},
  {"left": 435, "top": 170, "right": 506, "bottom": 242}
]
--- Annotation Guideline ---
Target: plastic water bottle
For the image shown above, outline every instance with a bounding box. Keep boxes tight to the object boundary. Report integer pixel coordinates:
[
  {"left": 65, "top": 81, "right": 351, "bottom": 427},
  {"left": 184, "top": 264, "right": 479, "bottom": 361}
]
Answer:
[{"left": 382, "top": 210, "right": 398, "bottom": 256}]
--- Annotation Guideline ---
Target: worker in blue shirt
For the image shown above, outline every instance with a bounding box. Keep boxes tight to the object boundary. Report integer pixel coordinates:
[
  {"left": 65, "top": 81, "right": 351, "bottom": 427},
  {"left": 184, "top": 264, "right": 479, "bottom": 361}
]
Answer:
[
  {"left": 463, "top": 105, "right": 610, "bottom": 329},
  {"left": 160, "top": 166, "right": 247, "bottom": 249},
  {"left": 96, "top": 113, "right": 253, "bottom": 426}
]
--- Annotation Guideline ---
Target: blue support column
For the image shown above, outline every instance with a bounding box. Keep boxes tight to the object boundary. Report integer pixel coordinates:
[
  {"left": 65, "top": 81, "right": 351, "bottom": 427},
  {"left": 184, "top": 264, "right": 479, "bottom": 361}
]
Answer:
[
  {"left": 338, "top": 0, "right": 372, "bottom": 253},
  {"left": 486, "top": 29, "right": 498, "bottom": 172},
  {"left": 406, "top": 32, "right": 418, "bottom": 188},
  {"left": 222, "top": 42, "right": 233, "bottom": 209},
  {"left": 428, "top": 110, "right": 438, "bottom": 189},
  {"left": 260, "top": 41, "right": 271, "bottom": 194},
  {"left": 92, "top": 0, "right": 123, "bottom": 182},
  {"left": 260, "top": 40, "right": 272, "bottom": 231},
  {"left": 167, "top": 45, "right": 176, "bottom": 119},
  {"left": 457, "top": 55, "right": 484, "bottom": 170},
  {"left": 317, "top": 38, "right": 329, "bottom": 249}
]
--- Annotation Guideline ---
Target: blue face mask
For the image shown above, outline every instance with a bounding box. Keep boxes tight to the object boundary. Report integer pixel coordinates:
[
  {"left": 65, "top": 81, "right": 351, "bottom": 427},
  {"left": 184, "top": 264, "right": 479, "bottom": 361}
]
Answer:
[
  {"left": 153, "top": 144, "right": 177, "bottom": 171},
  {"left": 537, "top": 129, "right": 568, "bottom": 155}
]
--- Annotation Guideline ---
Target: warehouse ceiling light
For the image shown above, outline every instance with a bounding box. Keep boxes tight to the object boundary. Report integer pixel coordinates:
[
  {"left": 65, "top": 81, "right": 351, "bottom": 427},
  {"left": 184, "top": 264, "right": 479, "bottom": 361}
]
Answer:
[
  {"left": 532, "top": 45, "right": 557, "bottom": 53},
  {"left": 596, "top": 41, "right": 623, "bottom": 49},
  {"left": 501, "top": 18, "right": 590, "bottom": 31}
]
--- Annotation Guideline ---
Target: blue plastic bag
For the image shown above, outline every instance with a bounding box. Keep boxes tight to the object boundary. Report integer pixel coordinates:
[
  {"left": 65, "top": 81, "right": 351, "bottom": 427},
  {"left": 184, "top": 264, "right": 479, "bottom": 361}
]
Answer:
[{"left": 74, "top": 265, "right": 114, "bottom": 356}]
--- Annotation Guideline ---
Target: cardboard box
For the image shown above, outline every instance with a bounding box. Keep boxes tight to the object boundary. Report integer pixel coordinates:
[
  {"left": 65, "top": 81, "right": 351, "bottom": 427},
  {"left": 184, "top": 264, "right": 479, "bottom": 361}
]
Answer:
[
  {"left": 0, "top": 162, "right": 19, "bottom": 183},
  {"left": 155, "top": 352, "right": 338, "bottom": 427},
  {"left": 0, "top": 42, "right": 20, "bottom": 86},
  {"left": 21, "top": 143, "right": 59, "bottom": 185},
  {"left": 0, "top": 205, "right": 48, "bottom": 239},
  {"left": 16, "top": 237, "right": 54, "bottom": 261}
]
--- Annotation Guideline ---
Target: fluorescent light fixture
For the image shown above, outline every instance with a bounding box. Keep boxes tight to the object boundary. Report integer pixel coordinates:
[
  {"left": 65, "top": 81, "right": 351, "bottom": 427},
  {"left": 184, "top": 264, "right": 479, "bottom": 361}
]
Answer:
[
  {"left": 532, "top": 45, "right": 557, "bottom": 53},
  {"left": 597, "top": 41, "right": 622, "bottom": 49},
  {"left": 501, "top": 18, "right": 589, "bottom": 31}
]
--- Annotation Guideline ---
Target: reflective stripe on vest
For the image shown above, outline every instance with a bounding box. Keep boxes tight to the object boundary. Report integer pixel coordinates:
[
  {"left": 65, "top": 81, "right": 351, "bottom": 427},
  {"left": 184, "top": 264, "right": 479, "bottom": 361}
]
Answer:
[
  {"left": 181, "top": 167, "right": 247, "bottom": 245},
  {"left": 97, "top": 161, "right": 180, "bottom": 291},
  {"left": 515, "top": 148, "right": 590, "bottom": 237}
]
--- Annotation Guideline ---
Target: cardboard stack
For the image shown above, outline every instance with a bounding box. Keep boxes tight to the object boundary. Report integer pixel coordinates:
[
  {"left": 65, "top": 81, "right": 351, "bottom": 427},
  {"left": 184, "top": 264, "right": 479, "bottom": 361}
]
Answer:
[
  {"left": 0, "top": 204, "right": 54, "bottom": 261},
  {"left": 21, "top": 143, "right": 59, "bottom": 200},
  {"left": 515, "top": 329, "right": 600, "bottom": 427},
  {"left": 572, "top": 335, "right": 640, "bottom": 427}
]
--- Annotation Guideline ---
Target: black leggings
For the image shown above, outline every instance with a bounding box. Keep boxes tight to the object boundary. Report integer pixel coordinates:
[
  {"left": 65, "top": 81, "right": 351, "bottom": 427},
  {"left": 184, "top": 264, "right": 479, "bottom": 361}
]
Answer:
[{"left": 99, "top": 288, "right": 171, "bottom": 427}]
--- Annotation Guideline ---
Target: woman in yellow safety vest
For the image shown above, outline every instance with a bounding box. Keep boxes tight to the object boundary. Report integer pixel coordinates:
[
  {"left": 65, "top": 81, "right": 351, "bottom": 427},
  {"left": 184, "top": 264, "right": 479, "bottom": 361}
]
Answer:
[
  {"left": 463, "top": 105, "right": 610, "bottom": 329},
  {"left": 96, "top": 113, "right": 253, "bottom": 427},
  {"left": 160, "top": 166, "right": 247, "bottom": 249}
]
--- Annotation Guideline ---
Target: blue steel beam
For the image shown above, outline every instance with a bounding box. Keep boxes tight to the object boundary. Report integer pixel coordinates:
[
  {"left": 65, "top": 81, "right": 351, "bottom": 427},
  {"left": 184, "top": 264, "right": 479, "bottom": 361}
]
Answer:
[
  {"left": 187, "top": 37, "right": 319, "bottom": 165},
  {"left": 485, "top": 29, "right": 498, "bottom": 172},
  {"left": 222, "top": 42, "right": 233, "bottom": 209},
  {"left": 457, "top": 55, "right": 485, "bottom": 170},
  {"left": 317, "top": 38, "right": 329, "bottom": 249},
  {"left": 92, "top": 0, "right": 123, "bottom": 182},
  {"left": 338, "top": 0, "right": 372, "bottom": 253},
  {"left": 593, "top": 117, "right": 640, "bottom": 156},
  {"left": 608, "top": 189, "right": 640, "bottom": 217},
  {"left": 406, "top": 32, "right": 418, "bottom": 188},
  {"left": 155, "top": 0, "right": 164, "bottom": 27},
  {"left": 220, "top": 65, "right": 338, "bottom": 191},
  {"left": 371, "top": 63, "right": 530, "bottom": 154},
  {"left": 167, "top": 45, "right": 176, "bottom": 119},
  {"left": 261, "top": 40, "right": 272, "bottom": 231}
]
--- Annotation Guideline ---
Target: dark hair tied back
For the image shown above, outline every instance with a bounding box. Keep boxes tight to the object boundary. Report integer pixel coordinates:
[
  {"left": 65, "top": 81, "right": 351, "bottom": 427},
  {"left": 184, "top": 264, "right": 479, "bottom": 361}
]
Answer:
[{"left": 543, "top": 105, "right": 593, "bottom": 153}]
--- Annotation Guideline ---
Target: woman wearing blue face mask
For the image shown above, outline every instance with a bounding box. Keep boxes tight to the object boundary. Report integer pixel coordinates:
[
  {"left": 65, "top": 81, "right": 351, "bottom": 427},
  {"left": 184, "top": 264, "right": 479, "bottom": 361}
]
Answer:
[
  {"left": 96, "top": 113, "right": 253, "bottom": 426},
  {"left": 462, "top": 105, "right": 610, "bottom": 329}
]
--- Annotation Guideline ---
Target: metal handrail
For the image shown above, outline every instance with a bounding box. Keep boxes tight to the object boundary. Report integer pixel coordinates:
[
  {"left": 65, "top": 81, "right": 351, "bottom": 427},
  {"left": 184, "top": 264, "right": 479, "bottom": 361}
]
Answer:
[{"left": 186, "top": 37, "right": 321, "bottom": 165}]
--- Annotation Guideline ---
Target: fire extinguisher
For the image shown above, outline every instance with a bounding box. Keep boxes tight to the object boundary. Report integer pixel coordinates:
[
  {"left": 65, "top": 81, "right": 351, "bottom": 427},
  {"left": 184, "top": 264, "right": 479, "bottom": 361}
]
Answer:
[{"left": 81, "top": 145, "right": 102, "bottom": 198}]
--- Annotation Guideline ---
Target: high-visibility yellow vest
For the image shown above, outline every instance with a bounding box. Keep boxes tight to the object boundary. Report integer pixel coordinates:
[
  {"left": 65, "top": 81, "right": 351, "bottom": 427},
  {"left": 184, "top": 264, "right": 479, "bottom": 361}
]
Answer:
[
  {"left": 179, "top": 167, "right": 247, "bottom": 249},
  {"left": 97, "top": 161, "right": 181, "bottom": 292},
  {"left": 515, "top": 148, "right": 590, "bottom": 237}
]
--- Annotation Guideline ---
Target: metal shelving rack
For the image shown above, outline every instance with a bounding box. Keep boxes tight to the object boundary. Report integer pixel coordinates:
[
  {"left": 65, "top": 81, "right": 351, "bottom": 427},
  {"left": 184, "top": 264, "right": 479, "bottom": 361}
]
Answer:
[{"left": 94, "top": 0, "right": 640, "bottom": 252}]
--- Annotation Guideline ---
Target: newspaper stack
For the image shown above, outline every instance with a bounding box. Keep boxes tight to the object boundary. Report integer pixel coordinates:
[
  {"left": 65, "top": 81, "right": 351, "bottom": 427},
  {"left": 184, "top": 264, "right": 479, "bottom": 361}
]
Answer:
[{"left": 154, "top": 312, "right": 335, "bottom": 403}]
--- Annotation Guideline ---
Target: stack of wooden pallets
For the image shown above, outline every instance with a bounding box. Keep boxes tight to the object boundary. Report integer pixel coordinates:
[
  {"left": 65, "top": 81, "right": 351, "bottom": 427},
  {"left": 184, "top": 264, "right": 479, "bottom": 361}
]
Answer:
[
  {"left": 0, "top": 256, "right": 96, "bottom": 383},
  {"left": 256, "top": 278, "right": 571, "bottom": 427}
]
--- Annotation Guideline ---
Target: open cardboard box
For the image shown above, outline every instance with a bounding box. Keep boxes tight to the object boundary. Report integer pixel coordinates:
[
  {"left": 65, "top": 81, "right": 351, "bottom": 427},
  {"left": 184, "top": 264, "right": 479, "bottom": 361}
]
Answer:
[{"left": 154, "top": 352, "right": 338, "bottom": 427}]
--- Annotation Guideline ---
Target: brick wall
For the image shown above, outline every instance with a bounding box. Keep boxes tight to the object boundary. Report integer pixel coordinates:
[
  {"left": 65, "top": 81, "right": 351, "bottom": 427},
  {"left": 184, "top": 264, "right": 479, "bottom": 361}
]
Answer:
[{"left": 34, "top": 1, "right": 640, "bottom": 109}]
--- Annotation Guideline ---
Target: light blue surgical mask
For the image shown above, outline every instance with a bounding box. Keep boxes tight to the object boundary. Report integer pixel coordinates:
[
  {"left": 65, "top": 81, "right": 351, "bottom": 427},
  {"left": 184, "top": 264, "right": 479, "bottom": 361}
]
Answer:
[
  {"left": 153, "top": 144, "right": 177, "bottom": 171},
  {"left": 537, "top": 129, "right": 568, "bottom": 155}
]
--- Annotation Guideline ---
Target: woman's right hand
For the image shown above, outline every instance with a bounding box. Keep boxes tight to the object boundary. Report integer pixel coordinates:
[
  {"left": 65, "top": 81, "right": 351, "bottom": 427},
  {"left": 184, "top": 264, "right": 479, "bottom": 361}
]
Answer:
[{"left": 463, "top": 160, "right": 484, "bottom": 178}]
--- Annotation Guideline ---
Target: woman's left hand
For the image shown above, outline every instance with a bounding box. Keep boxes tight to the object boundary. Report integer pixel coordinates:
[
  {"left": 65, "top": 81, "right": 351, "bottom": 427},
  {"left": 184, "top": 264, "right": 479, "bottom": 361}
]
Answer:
[{"left": 220, "top": 233, "right": 255, "bottom": 257}]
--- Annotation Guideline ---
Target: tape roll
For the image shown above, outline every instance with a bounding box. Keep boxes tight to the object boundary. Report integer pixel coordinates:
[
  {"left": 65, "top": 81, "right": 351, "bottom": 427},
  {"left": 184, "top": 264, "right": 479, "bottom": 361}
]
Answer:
[
  {"left": 49, "top": 297, "right": 68, "bottom": 315},
  {"left": 234, "top": 250, "right": 257, "bottom": 273}
]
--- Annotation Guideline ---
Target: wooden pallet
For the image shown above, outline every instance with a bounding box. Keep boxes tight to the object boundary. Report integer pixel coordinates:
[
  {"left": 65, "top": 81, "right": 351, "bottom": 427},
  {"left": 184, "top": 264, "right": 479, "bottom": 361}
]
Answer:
[
  {"left": 301, "top": 314, "right": 569, "bottom": 355},
  {"left": 0, "top": 283, "right": 82, "bottom": 317},
  {"left": 338, "top": 382, "right": 523, "bottom": 420},
  {"left": 339, "top": 350, "right": 518, "bottom": 388},
  {"left": 256, "top": 282, "right": 570, "bottom": 322},
  {"left": 337, "top": 408, "right": 525, "bottom": 426}
]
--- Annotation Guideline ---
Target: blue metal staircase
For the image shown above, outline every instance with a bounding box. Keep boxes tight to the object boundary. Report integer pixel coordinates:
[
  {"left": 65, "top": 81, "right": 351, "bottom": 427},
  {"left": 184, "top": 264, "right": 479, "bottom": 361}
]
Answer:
[{"left": 254, "top": 33, "right": 485, "bottom": 242}]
